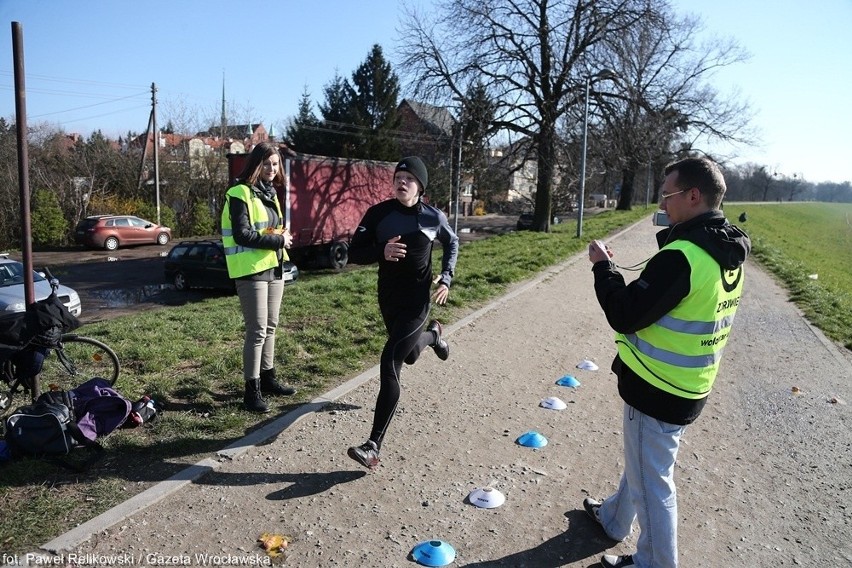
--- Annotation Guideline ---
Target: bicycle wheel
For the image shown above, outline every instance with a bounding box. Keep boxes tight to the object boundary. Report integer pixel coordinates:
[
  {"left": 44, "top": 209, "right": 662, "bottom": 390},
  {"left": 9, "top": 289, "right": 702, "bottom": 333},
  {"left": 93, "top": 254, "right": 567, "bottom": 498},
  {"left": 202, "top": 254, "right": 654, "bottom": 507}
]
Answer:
[{"left": 38, "top": 334, "right": 121, "bottom": 389}]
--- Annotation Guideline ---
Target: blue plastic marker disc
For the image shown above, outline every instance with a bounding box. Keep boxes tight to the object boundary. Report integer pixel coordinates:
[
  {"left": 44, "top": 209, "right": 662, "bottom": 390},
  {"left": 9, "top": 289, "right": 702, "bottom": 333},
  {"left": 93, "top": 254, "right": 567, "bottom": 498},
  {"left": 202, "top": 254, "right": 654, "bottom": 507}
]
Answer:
[
  {"left": 516, "top": 430, "right": 548, "bottom": 448},
  {"left": 556, "top": 374, "right": 581, "bottom": 387},
  {"left": 411, "top": 540, "right": 456, "bottom": 566}
]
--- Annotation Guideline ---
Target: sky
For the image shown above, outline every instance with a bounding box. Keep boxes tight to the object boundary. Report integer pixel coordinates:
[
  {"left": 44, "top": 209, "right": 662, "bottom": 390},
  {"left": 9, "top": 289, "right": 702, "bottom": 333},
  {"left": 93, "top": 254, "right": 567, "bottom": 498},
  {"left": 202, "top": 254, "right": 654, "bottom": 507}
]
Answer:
[{"left": 1, "top": 0, "right": 850, "bottom": 184}]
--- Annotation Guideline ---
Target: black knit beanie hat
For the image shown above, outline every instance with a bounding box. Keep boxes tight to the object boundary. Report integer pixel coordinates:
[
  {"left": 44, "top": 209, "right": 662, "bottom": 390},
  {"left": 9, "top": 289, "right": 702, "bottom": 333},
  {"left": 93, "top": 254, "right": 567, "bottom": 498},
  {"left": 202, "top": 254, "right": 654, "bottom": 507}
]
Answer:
[{"left": 395, "top": 156, "right": 428, "bottom": 194}]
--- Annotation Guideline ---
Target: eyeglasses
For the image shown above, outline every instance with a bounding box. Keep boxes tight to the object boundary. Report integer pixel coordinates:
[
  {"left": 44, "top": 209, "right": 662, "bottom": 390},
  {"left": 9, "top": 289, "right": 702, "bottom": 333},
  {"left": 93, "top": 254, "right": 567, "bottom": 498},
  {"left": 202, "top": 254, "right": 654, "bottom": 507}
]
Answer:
[{"left": 660, "top": 189, "right": 686, "bottom": 202}]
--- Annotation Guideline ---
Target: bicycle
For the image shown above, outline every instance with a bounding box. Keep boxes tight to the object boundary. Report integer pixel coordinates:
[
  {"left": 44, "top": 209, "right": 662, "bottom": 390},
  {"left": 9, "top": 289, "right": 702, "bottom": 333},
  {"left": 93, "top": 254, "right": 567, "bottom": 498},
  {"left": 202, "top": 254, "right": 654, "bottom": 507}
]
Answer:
[{"left": 0, "top": 268, "right": 120, "bottom": 418}]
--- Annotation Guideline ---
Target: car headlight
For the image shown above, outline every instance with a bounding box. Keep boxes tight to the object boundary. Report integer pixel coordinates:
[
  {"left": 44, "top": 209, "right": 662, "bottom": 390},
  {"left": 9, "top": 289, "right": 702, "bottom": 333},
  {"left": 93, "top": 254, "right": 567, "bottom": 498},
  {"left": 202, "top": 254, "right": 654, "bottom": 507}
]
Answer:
[{"left": 3, "top": 301, "right": 25, "bottom": 312}]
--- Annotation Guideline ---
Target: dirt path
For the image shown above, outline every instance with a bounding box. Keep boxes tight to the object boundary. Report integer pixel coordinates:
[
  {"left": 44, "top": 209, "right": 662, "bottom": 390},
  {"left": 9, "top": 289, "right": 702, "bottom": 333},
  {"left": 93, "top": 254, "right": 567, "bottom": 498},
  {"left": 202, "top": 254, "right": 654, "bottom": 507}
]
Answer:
[{"left": 22, "top": 218, "right": 852, "bottom": 567}]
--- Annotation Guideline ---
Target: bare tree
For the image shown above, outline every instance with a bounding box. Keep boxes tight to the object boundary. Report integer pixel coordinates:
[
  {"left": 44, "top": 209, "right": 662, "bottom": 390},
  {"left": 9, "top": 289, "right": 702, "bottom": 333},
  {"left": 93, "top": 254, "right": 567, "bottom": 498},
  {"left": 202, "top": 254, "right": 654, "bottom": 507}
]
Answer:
[
  {"left": 593, "top": 4, "right": 753, "bottom": 209},
  {"left": 748, "top": 165, "right": 779, "bottom": 201},
  {"left": 397, "top": 0, "right": 650, "bottom": 231},
  {"left": 0, "top": 117, "right": 23, "bottom": 247}
]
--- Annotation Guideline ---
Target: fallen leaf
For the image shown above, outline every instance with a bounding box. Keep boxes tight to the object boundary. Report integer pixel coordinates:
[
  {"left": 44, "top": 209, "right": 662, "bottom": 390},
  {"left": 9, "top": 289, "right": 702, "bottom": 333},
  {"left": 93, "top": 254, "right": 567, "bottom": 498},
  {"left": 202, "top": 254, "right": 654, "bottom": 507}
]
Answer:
[{"left": 258, "top": 533, "right": 289, "bottom": 557}]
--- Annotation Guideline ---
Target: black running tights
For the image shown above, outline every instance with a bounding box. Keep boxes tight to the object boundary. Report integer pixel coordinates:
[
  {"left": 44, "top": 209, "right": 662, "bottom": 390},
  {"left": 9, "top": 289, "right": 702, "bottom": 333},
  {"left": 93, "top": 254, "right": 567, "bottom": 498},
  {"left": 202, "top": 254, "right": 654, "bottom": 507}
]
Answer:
[{"left": 368, "top": 300, "right": 434, "bottom": 450}]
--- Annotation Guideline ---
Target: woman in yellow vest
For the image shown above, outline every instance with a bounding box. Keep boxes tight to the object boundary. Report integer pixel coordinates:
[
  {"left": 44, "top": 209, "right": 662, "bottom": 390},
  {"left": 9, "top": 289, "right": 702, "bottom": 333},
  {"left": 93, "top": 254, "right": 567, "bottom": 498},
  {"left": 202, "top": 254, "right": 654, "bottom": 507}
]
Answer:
[
  {"left": 221, "top": 142, "right": 296, "bottom": 413},
  {"left": 584, "top": 157, "right": 750, "bottom": 568}
]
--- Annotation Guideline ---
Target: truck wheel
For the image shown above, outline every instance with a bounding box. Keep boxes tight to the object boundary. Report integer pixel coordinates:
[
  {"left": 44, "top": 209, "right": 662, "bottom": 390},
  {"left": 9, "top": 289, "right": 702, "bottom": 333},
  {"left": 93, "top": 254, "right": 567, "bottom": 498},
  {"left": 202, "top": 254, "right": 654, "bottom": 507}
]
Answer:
[{"left": 328, "top": 241, "right": 349, "bottom": 270}]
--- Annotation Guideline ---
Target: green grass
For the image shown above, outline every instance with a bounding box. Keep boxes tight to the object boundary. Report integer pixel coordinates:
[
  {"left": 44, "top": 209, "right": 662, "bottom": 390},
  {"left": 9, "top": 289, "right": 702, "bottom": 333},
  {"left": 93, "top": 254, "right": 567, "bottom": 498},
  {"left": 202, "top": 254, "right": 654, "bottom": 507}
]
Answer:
[
  {"left": 3, "top": 202, "right": 850, "bottom": 553},
  {"left": 736, "top": 202, "right": 852, "bottom": 349}
]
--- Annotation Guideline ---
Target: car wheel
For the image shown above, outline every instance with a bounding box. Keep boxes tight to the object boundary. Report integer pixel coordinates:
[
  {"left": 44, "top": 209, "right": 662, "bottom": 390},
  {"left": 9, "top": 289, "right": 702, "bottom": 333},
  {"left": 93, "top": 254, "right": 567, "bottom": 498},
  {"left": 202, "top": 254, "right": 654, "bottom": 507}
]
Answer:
[
  {"left": 104, "top": 236, "right": 119, "bottom": 251},
  {"left": 328, "top": 241, "right": 348, "bottom": 270},
  {"left": 173, "top": 271, "right": 189, "bottom": 291},
  {"left": 157, "top": 233, "right": 170, "bottom": 245}
]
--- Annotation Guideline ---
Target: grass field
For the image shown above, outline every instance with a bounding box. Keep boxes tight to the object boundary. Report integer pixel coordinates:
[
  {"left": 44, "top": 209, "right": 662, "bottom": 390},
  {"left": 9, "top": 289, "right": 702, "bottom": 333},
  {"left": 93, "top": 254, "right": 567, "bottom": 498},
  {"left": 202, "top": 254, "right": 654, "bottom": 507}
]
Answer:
[
  {"left": 2, "top": 201, "right": 850, "bottom": 554},
  {"left": 0, "top": 206, "right": 656, "bottom": 553},
  {"left": 733, "top": 202, "right": 852, "bottom": 349}
]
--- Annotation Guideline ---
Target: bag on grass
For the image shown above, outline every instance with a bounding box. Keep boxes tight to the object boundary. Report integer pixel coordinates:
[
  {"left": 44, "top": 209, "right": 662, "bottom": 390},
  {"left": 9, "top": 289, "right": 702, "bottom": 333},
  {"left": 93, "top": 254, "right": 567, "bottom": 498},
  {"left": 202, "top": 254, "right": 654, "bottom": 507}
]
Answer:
[
  {"left": 3, "top": 378, "right": 131, "bottom": 458},
  {"left": 68, "top": 378, "right": 132, "bottom": 440},
  {"left": 4, "top": 400, "right": 94, "bottom": 456}
]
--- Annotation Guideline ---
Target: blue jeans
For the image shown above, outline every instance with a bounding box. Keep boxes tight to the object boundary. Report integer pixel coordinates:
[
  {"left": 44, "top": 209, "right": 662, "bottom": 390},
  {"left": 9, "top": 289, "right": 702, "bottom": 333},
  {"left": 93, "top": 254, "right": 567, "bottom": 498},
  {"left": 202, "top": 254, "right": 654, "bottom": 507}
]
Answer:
[{"left": 599, "top": 404, "right": 686, "bottom": 568}]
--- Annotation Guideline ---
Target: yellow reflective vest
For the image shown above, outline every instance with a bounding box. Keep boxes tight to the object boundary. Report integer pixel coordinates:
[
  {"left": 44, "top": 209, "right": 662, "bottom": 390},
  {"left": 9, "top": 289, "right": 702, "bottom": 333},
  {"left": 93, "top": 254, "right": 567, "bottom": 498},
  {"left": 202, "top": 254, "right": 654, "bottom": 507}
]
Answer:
[
  {"left": 615, "top": 240, "right": 744, "bottom": 399},
  {"left": 220, "top": 184, "right": 287, "bottom": 278}
]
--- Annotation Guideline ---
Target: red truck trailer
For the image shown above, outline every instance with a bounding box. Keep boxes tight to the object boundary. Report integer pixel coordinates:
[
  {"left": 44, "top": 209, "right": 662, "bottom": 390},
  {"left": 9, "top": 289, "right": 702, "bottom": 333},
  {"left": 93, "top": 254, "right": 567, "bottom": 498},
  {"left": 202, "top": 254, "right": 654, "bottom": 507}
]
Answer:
[{"left": 227, "top": 152, "right": 395, "bottom": 269}]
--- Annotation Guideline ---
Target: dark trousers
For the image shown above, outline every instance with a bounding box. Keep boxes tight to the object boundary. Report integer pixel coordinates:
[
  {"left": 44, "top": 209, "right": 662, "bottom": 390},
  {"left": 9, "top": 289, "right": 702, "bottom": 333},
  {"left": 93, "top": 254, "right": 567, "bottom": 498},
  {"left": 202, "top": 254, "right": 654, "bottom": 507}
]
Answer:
[{"left": 368, "top": 300, "right": 433, "bottom": 449}]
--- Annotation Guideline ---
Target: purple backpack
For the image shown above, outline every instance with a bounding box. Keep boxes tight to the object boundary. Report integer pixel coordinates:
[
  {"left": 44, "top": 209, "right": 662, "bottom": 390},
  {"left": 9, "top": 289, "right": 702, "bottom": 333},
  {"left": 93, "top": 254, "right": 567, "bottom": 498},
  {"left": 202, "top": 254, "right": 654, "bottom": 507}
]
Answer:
[{"left": 68, "top": 378, "right": 131, "bottom": 441}]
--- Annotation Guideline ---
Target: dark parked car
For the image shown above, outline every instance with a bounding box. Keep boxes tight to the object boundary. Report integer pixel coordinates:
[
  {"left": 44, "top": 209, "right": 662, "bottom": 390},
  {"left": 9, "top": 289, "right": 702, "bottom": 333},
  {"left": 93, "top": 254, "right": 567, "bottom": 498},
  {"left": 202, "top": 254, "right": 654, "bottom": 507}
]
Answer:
[
  {"left": 163, "top": 240, "right": 298, "bottom": 292},
  {"left": 75, "top": 215, "right": 171, "bottom": 251},
  {"left": 516, "top": 212, "right": 534, "bottom": 231}
]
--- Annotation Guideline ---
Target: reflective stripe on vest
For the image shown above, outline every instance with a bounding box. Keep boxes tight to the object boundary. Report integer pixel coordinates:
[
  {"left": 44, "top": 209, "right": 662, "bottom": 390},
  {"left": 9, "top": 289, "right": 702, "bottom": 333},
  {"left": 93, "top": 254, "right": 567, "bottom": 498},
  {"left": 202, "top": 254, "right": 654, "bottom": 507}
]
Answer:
[
  {"left": 220, "top": 184, "right": 285, "bottom": 278},
  {"left": 615, "top": 240, "right": 744, "bottom": 399}
]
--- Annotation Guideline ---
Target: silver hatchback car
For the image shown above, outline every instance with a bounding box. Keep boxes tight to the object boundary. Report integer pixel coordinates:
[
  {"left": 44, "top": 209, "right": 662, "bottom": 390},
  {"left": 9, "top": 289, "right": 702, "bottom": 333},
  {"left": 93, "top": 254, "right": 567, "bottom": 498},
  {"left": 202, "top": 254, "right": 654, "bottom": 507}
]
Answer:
[{"left": 0, "top": 255, "right": 82, "bottom": 317}]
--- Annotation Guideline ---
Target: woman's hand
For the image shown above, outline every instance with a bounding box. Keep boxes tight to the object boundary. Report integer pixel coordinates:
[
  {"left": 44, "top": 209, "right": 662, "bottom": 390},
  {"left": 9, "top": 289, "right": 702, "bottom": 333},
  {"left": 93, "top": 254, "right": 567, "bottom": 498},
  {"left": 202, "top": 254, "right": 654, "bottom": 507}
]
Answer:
[{"left": 268, "top": 227, "right": 293, "bottom": 249}]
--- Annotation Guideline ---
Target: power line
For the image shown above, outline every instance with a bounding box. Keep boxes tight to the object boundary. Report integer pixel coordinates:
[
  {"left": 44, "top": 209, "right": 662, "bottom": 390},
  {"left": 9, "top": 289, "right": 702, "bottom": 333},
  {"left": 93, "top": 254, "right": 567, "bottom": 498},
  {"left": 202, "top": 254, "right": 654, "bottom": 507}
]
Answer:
[
  {"left": 0, "top": 84, "right": 149, "bottom": 102},
  {"left": 45, "top": 104, "right": 151, "bottom": 126},
  {"left": 306, "top": 119, "right": 453, "bottom": 144},
  {"left": 0, "top": 71, "right": 151, "bottom": 126},
  {"left": 0, "top": 70, "right": 148, "bottom": 91},
  {"left": 22, "top": 92, "right": 150, "bottom": 119}
]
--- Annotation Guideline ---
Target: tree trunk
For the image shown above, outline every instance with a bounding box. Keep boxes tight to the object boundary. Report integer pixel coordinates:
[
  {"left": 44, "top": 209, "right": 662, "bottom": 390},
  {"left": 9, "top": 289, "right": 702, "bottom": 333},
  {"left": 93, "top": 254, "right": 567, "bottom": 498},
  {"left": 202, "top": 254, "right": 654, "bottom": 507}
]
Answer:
[
  {"left": 617, "top": 167, "right": 636, "bottom": 210},
  {"left": 533, "top": 128, "right": 556, "bottom": 232}
]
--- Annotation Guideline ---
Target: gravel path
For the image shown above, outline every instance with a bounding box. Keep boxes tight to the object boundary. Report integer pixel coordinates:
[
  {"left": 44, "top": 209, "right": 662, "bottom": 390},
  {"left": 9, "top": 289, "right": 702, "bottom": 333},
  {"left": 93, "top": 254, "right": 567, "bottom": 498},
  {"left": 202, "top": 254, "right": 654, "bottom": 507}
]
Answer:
[{"left": 24, "top": 218, "right": 851, "bottom": 567}]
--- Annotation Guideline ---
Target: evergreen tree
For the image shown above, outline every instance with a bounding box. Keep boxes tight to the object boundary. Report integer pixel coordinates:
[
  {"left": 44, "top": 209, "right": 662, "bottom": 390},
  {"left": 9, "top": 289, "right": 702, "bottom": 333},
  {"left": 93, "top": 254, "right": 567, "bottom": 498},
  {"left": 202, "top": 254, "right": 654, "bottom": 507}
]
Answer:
[
  {"left": 348, "top": 44, "right": 401, "bottom": 161},
  {"left": 31, "top": 188, "right": 68, "bottom": 246},
  {"left": 318, "top": 72, "right": 356, "bottom": 157},
  {"left": 189, "top": 199, "right": 214, "bottom": 236},
  {"left": 286, "top": 87, "right": 323, "bottom": 154},
  {"left": 460, "top": 80, "right": 497, "bottom": 206}
]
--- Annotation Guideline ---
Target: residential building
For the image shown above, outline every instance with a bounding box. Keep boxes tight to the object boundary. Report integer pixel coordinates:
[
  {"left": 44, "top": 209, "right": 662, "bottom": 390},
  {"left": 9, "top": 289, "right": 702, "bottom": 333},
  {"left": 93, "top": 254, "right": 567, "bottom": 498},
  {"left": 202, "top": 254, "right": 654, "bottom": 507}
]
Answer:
[{"left": 397, "top": 99, "right": 473, "bottom": 214}]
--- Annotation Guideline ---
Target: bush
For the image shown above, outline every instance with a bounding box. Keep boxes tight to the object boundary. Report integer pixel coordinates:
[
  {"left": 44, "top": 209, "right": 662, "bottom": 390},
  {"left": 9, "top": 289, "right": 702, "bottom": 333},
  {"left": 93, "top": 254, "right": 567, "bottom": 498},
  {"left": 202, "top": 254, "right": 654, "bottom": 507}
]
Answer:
[
  {"left": 31, "top": 189, "right": 68, "bottom": 247},
  {"left": 189, "top": 200, "right": 215, "bottom": 237},
  {"left": 136, "top": 202, "right": 176, "bottom": 236}
]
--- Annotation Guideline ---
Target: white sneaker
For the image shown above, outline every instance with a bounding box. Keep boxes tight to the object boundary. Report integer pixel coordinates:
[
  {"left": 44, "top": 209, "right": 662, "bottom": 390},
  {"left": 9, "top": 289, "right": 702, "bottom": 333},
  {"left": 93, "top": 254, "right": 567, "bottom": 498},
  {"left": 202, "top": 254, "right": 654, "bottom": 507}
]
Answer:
[{"left": 600, "top": 554, "right": 634, "bottom": 568}]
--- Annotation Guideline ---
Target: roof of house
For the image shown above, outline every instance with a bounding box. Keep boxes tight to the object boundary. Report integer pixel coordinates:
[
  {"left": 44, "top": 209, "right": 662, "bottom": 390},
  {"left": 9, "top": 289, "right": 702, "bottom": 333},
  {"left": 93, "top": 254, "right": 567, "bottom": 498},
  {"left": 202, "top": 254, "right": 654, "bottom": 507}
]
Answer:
[
  {"left": 400, "top": 99, "right": 456, "bottom": 138},
  {"left": 198, "top": 123, "right": 265, "bottom": 139}
]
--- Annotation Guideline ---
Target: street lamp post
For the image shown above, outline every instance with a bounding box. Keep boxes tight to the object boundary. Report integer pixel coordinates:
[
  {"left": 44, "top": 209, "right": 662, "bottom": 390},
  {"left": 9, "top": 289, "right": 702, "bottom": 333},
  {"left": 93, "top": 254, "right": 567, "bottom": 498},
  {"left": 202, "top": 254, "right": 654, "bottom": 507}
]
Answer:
[
  {"left": 452, "top": 97, "right": 465, "bottom": 234},
  {"left": 576, "top": 69, "right": 617, "bottom": 238},
  {"left": 455, "top": 131, "right": 462, "bottom": 234}
]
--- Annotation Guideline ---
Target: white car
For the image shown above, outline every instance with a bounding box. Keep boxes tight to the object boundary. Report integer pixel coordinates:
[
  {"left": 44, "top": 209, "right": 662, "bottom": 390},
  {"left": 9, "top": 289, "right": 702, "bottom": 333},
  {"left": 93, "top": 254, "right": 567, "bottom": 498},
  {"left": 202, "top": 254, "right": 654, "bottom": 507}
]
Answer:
[{"left": 0, "top": 254, "right": 82, "bottom": 317}]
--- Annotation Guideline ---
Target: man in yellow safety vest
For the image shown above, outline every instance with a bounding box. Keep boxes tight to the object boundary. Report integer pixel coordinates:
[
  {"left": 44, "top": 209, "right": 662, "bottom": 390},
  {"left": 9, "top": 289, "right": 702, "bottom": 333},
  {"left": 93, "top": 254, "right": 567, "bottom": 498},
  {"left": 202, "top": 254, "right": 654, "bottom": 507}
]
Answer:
[{"left": 584, "top": 157, "right": 751, "bottom": 568}]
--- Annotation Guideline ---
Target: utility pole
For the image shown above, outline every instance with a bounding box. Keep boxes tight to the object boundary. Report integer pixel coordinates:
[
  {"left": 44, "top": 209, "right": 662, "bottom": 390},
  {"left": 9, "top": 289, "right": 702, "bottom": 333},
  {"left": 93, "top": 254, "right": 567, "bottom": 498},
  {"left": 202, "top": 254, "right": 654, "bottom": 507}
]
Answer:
[
  {"left": 11, "top": 22, "right": 34, "bottom": 308},
  {"left": 151, "top": 82, "right": 161, "bottom": 225}
]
